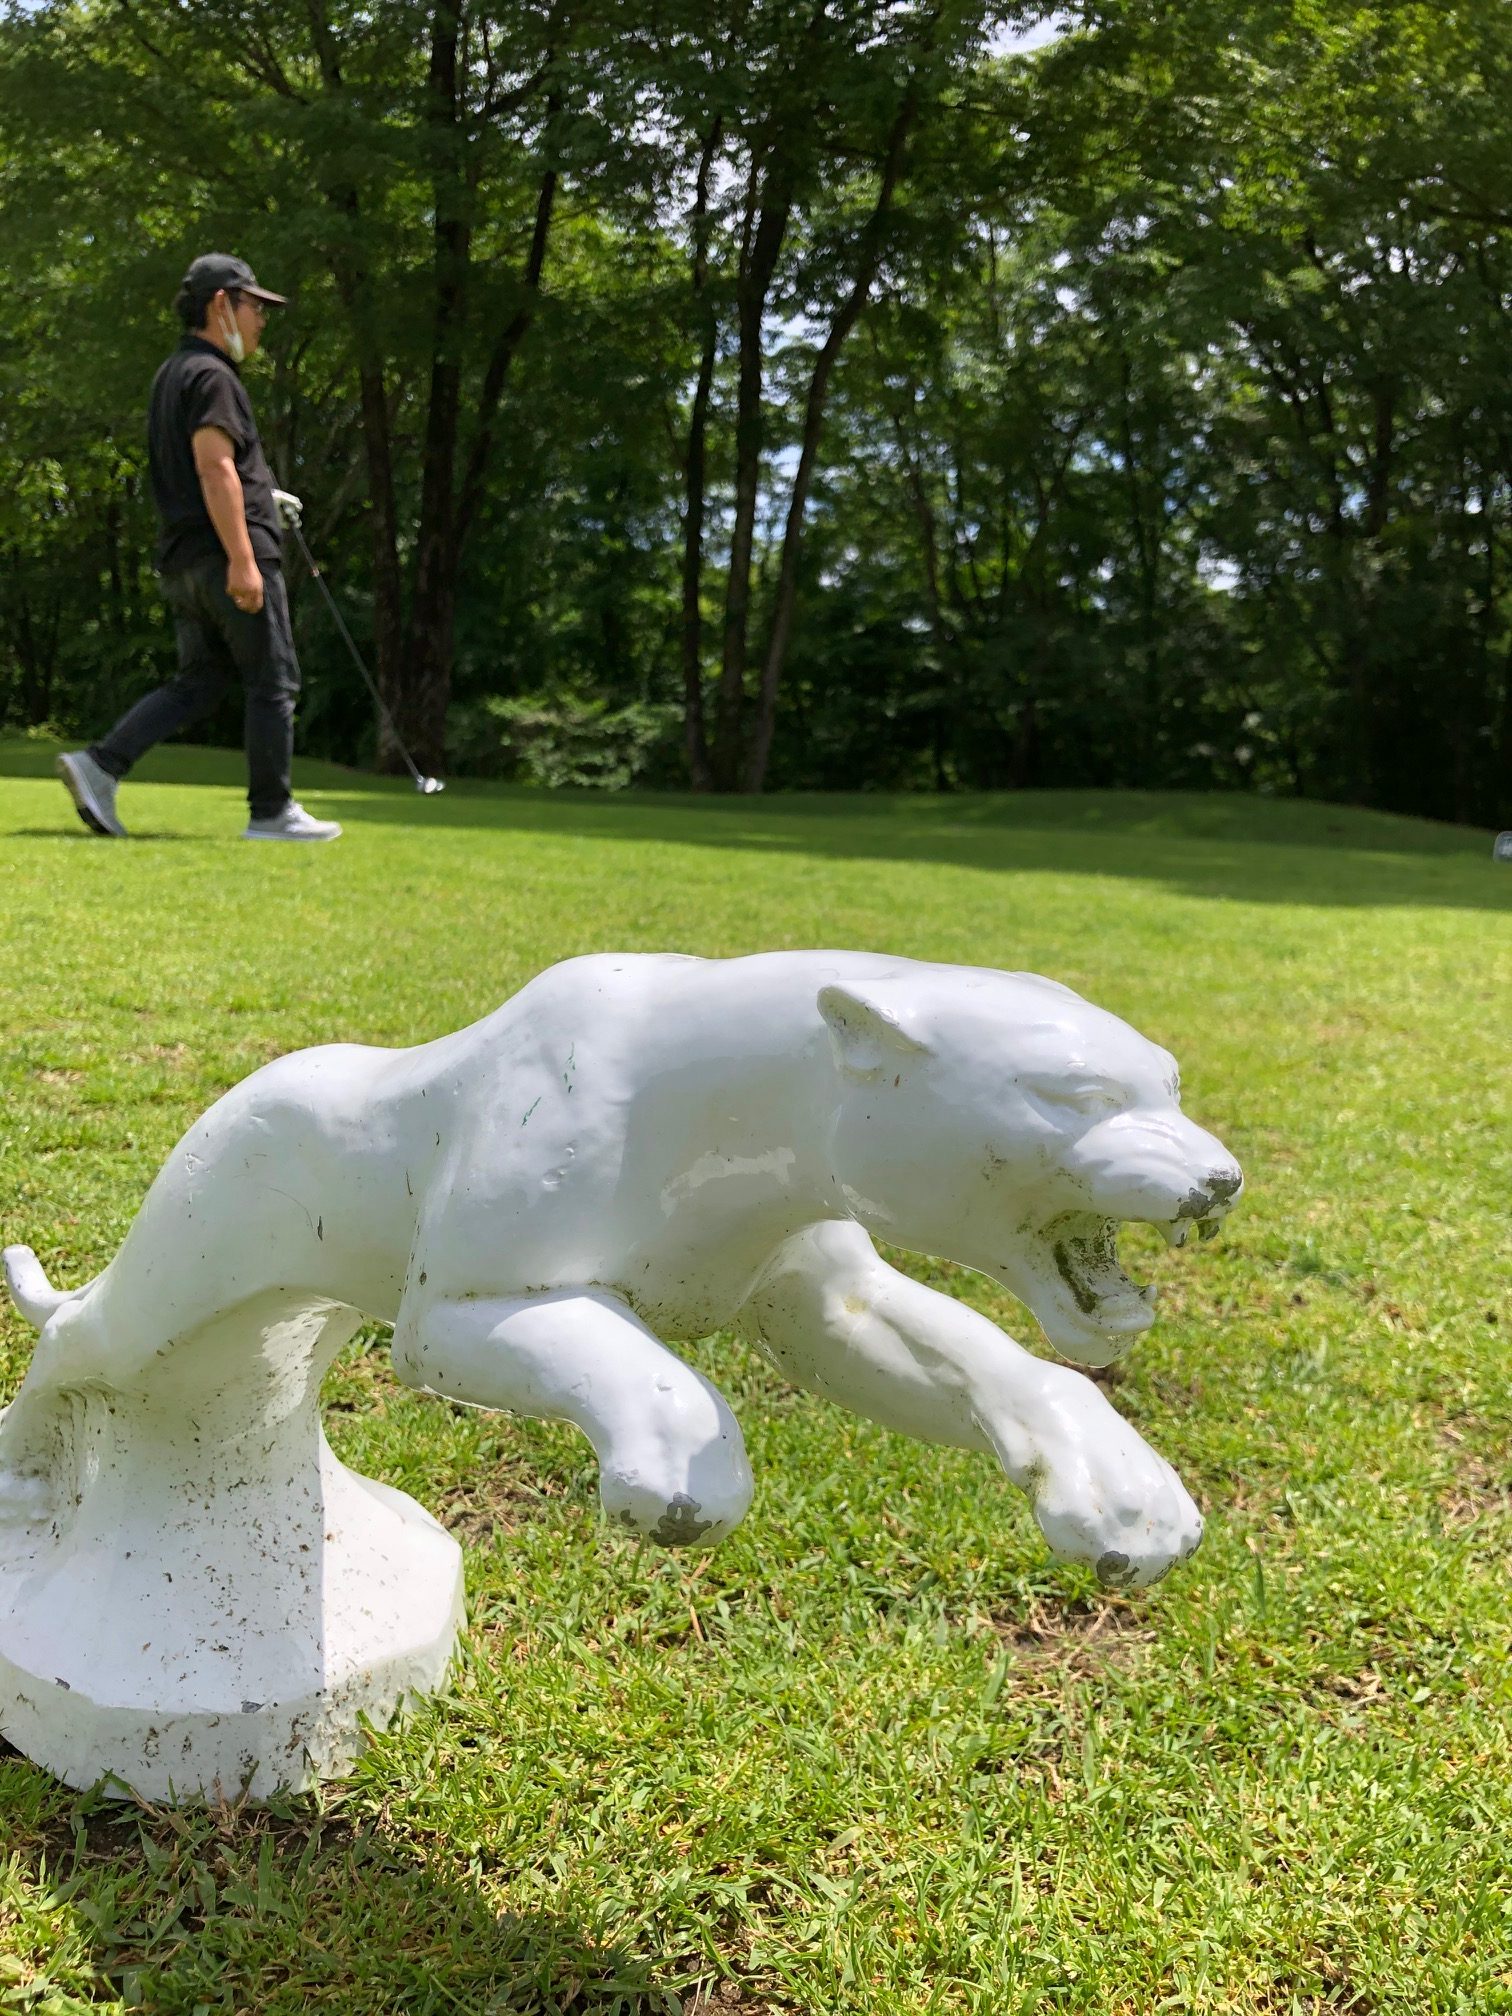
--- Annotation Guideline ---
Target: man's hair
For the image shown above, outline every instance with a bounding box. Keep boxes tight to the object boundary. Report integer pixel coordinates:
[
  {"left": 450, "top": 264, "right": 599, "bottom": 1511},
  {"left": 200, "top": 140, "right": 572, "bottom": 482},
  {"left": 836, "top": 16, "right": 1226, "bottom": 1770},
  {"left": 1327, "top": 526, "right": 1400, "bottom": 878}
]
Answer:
[
  {"left": 174, "top": 282, "right": 211, "bottom": 331},
  {"left": 176, "top": 284, "right": 243, "bottom": 332}
]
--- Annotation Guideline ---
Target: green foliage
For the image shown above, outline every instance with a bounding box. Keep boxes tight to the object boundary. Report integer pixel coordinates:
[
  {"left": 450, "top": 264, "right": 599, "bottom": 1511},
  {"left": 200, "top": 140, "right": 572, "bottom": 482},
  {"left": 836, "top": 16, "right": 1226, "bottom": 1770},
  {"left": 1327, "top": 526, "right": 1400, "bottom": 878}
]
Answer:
[
  {"left": 2, "top": 745, "right": 1509, "bottom": 2010},
  {"left": 451, "top": 689, "right": 682, "bottom": 789},
  {"left": 1, "top": 3, "right": 1510, "bottom": 818}
]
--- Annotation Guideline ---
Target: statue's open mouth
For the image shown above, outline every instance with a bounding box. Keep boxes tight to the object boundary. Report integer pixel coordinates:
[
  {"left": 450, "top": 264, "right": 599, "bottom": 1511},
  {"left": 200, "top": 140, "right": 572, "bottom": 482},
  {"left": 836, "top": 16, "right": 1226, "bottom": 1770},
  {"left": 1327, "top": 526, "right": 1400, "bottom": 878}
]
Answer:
[
  {"left": 1024, "top": 1201, "right": 1234, "bottom": 1359},
  {"left": 1049, "top": 1212, "right": 1157, "bottom": 1325}
]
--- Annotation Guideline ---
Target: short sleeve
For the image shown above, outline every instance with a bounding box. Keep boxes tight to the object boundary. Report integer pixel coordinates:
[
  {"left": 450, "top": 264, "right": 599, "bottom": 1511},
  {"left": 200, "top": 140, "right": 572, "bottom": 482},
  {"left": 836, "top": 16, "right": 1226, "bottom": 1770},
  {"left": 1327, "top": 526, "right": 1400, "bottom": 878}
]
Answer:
[{"left": 183, "top": 363, "right": 248, "bottom": 449}]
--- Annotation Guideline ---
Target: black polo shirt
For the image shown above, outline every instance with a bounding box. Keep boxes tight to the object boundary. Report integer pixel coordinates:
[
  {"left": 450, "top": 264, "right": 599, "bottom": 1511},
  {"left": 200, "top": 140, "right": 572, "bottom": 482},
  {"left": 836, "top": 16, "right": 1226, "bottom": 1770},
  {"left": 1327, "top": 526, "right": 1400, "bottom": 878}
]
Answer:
[{"left": 147, "top": 334, "right": 281, "bottom": 575}]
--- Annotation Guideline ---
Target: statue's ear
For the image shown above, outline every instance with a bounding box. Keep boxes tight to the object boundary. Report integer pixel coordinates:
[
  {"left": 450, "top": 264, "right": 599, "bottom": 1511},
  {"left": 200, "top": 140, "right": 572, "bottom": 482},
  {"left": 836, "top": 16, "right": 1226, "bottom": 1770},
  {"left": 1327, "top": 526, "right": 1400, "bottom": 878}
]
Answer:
[{"left": 817, "top": 983, "right": 932, "bottom": 1082}]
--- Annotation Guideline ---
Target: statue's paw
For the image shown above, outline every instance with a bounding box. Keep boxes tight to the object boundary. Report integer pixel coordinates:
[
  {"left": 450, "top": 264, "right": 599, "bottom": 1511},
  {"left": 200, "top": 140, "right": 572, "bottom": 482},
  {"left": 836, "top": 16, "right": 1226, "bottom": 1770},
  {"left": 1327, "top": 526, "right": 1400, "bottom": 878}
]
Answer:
[
  {"left": 0, "top": 1469, "right": 52, "bottom": 1527},
  {"left": 600, "top": 1443, "right": 754, "bottom": 1550},
  {"left": 1030, "top": 1421, "right": 1202, "bottom": 1590}
]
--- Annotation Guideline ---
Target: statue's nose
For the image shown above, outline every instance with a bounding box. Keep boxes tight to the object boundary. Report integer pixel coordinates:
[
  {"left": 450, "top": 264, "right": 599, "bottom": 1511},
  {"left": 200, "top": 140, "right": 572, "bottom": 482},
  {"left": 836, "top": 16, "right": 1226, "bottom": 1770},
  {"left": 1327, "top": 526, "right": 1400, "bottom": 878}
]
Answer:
[{"left": 1183, "top": 1166, "right": 1244, "bottom": 1218}]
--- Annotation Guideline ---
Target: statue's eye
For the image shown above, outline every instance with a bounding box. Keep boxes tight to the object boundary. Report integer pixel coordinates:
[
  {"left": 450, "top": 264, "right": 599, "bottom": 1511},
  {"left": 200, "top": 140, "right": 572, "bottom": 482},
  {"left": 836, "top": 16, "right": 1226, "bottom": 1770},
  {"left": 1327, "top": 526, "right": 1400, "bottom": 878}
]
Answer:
[{"left": 1026, "top": 1081, "right": 1122, "bottom": 1116}]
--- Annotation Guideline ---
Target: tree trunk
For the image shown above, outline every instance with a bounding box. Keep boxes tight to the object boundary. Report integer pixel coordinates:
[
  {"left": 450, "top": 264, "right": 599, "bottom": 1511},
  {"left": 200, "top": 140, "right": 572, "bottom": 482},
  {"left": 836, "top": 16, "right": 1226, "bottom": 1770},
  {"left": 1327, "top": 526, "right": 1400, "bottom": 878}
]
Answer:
[
  {"left": 323, "top": 217, "right": 405, "bottom": 759},
  {"left": 4, "top": 580, "right": 60, "bottom": 725},
  {"left": 680, "top": 117, "right": 724, "bottom": 792},
  {"left": 710, "top": 149, "right": 792, "bottom": 791},
  {"left": 306, "top": 15, "right": 407, "bottom": 765},
  {"left": 456, "top": 142, "right": 559, "bottom": 555},
  {"left": 1115, "top": 346, "right": 1162, "bottom": 779},
  {"left": 394, "top": 0, "right": 469, "bottom": 775},
  {"left": 354, "top": 358, "right": 409, "bottom": 766},
  {"left": 743, "top": 87, "right": 918, "bottom": 793}
]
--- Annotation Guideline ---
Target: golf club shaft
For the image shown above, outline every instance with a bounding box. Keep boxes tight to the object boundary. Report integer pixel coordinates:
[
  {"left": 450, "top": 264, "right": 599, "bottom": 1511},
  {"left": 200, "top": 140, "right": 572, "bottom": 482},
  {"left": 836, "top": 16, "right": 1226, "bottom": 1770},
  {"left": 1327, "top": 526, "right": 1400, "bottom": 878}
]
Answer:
[{"left": 286, "top": 520, "right": 431, "bottom": 788}]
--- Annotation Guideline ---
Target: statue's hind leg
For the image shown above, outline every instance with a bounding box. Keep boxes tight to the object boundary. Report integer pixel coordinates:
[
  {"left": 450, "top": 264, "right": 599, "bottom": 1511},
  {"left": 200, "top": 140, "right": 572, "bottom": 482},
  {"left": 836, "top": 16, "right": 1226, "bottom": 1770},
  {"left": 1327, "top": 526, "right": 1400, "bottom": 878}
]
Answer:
[
  {"left": 0, "top": 1461, "right": 50, "bottom": 1525},
  {"left": 393, "top": 1289, "right": 754, "bottom": 1546},
  {"left": 0, "top": 1291, "right": 97, "bottom": 1525},
  {"left": 0, "top": 1290, "right": 464, "bottom": 1800},
  {"left": 0, "top": 1389, "right": 51, "bottom": 1522}
]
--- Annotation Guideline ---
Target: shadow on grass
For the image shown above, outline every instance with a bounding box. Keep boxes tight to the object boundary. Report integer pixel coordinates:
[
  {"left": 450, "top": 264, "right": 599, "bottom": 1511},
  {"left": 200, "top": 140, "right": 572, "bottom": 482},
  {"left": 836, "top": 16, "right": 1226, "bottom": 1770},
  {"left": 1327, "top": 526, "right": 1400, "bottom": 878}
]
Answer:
[
  {"left": 4, "top": 738, "right": 1508, "bottom": 911},
  {"left": 11, "top": 828, "right": 220, "bottom": 845},
  {"left": 0, "top": 1764, "right": 719, "bottom": 2014}
]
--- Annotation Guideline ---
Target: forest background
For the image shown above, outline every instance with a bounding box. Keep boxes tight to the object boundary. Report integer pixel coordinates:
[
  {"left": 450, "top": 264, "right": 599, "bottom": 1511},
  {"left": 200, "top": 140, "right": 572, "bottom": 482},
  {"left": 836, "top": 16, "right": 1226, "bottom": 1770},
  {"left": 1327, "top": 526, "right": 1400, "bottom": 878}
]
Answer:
[{"left": 1, "top": 0, "right": 1509, "bottom": 823}]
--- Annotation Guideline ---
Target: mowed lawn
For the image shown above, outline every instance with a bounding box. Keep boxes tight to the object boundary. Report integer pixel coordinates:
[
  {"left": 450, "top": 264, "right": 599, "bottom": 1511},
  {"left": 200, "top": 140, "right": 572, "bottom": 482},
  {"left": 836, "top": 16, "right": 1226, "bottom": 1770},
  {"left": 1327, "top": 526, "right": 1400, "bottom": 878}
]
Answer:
[{"left": 1, "top": 740, "right": 1509, "bottom": 2016}]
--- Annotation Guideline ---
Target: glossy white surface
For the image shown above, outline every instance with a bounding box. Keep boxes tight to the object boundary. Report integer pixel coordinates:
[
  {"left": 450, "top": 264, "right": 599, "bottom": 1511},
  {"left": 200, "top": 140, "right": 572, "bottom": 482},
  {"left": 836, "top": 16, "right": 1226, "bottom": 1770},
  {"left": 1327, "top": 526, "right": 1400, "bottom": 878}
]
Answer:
[
  {"left": 0, "top": 1288, "right": 460, "bottom": 1802},
  {"left": 2, "top": 952, "right": 1241, "bottom": 1797}
]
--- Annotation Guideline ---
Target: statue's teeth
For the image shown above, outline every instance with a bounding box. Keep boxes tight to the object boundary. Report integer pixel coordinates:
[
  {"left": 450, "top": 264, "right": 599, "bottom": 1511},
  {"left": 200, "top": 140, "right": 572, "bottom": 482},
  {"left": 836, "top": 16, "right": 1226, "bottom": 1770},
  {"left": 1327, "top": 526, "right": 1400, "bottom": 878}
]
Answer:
[
  {"left": 1139, "top": 1283, "right": 1160, "bottom": 1305},
  {"left": 1164, "top": 1222, "right": 1191, "bottom": 1249}
]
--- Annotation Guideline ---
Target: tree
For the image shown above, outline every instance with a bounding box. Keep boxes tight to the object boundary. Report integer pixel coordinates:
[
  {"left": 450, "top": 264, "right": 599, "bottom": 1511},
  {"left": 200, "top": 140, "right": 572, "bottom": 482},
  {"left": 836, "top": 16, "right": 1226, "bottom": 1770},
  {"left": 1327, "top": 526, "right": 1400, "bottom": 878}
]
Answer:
[
  {"left": 647, "top": 0, "right": 1006, "bottom": 791},
  {"left": 1, "top": 0, "right": 622, "bottom": 770},
  {"left": 4, "top": 0, "right": 1510, "bottom": 822}
]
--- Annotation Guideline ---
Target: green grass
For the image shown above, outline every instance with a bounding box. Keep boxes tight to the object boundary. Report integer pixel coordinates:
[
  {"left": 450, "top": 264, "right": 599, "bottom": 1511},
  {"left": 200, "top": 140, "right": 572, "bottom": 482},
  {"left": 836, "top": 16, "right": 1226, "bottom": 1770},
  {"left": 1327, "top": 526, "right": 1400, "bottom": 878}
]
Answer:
[{"left": 1, "top": 740, "right": 1509, "bottom": 2016}]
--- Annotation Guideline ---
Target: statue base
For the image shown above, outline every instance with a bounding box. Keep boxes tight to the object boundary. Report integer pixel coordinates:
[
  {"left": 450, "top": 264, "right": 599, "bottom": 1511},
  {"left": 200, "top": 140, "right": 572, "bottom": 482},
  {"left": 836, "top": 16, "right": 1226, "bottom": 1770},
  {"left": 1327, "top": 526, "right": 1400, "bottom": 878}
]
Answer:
[{"left": 0, "top": 1300, "right": 464, "bottom": 1802}]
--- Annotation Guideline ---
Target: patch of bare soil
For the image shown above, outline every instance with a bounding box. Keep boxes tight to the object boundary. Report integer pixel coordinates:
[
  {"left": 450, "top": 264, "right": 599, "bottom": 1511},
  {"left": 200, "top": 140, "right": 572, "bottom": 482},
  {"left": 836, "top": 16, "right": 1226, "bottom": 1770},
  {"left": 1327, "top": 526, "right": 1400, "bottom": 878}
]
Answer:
[
  {"left": 994, "top": 1594, "right": 1155, "bottom": 1674},
  {"left": 1438, "top": 1420, "right": 1512, "bottom": 1529},
  {"left": 1069, "top": 1359, "right": 1125, "bottom": 1388},
  {"left": 684, "top": 1985, "right": 787, "bottom": 2016},
  {"left": 434, "top": 1473, "right": 570, "bottom": 1546},
  {"left": 1250, "top": 1954, "right": 1380, "bottom": 2015}
]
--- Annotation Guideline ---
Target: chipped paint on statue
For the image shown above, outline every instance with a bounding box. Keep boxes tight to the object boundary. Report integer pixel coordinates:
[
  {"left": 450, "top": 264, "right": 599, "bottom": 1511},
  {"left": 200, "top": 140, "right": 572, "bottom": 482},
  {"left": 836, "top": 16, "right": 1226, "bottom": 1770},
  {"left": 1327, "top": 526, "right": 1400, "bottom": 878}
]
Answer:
[{"left": 1, "top": 952, "right": 1242, "bottom": 1800}]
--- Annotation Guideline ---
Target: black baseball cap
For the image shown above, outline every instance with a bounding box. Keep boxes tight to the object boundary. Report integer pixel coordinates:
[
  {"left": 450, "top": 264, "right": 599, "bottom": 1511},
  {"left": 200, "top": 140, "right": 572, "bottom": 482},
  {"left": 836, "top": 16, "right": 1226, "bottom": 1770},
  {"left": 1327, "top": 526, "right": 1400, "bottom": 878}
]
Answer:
[{"left": 179, "top": 253, "right": 287, "bottom": 307}]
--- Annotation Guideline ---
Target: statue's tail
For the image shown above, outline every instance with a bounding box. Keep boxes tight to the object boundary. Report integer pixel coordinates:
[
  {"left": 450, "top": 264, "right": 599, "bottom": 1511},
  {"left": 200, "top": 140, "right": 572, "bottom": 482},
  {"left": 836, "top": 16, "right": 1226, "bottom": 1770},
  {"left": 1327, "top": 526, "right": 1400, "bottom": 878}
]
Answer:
[{"left": 3, "top": 1247, "right": 70, "bottom": 1331}]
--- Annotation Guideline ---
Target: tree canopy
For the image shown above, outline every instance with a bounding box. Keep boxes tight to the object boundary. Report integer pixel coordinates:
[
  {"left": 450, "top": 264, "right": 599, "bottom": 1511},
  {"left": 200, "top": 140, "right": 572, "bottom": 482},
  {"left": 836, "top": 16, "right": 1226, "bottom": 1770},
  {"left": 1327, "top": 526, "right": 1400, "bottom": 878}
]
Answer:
[{"left": 1, "top": 0, "right": 1508, "bottom": 821}]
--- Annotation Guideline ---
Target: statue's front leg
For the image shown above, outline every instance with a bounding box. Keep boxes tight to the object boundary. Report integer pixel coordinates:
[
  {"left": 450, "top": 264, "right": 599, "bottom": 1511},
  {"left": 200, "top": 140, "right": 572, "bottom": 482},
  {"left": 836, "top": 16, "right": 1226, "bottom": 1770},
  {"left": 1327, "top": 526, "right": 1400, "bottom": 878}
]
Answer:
[
  {"left": 740, "top": 1222, "right": 1203, "bottom": 1588},
  {"left": 393, "top": 1288, "right": 754, "bottom": 1547}
]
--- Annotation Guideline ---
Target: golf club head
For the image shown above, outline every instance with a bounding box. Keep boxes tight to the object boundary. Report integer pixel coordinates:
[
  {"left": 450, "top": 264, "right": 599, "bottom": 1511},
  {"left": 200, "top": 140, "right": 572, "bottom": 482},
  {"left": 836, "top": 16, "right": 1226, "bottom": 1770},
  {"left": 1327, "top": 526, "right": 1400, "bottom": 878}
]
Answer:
[{"left": 415, "top": 775, "right": 445, "bottom": 795}]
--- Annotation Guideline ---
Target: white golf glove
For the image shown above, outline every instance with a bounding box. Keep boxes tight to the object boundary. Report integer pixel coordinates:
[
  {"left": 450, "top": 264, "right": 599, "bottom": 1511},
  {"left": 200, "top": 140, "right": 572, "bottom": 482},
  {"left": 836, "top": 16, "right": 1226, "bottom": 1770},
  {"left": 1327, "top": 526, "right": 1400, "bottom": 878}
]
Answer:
[{"left": 272, "top": 488, "right": 303, "bottom": 531}]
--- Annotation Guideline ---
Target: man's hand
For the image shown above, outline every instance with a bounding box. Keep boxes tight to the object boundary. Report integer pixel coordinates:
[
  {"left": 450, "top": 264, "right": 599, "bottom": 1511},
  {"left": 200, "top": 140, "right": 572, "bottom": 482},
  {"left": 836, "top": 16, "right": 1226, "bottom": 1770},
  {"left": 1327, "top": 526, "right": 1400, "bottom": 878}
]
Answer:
[
  {"left": 272, "top": 488, "right": 303, "bottom": 531},
  {"left": 227, "top": 555, "right": 265, "bottom": 615}
]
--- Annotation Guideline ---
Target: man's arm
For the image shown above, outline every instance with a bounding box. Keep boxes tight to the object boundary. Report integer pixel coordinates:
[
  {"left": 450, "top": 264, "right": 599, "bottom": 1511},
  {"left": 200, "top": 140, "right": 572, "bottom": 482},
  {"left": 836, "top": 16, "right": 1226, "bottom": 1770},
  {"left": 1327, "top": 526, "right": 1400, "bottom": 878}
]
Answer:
[{"left": 191, "top": 426, "right": 263, "bottom": 615}]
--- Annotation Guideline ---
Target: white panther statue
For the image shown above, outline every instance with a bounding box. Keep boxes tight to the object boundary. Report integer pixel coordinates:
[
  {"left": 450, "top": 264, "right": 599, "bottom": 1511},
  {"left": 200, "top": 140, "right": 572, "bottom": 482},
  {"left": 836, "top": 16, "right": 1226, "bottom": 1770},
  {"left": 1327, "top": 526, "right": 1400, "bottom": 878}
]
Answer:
[{"left": 4, "top": 952, "right": 1240, "bottom": 1596}]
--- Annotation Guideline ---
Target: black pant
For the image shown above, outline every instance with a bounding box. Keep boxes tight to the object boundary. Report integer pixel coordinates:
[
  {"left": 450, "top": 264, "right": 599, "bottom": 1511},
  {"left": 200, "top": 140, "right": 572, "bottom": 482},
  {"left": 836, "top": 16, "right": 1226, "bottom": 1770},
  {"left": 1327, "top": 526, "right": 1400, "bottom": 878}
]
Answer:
[{"left": 92, "top": 554, "right": 299, "bottom": 821}]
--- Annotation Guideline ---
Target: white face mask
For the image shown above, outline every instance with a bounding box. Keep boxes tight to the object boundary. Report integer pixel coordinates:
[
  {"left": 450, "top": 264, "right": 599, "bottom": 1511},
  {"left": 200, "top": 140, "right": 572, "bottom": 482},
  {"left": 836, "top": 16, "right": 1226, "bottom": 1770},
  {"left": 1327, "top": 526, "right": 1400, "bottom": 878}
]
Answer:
[{"left": 218, "top": 302, "right": 245, "bottom": 364}]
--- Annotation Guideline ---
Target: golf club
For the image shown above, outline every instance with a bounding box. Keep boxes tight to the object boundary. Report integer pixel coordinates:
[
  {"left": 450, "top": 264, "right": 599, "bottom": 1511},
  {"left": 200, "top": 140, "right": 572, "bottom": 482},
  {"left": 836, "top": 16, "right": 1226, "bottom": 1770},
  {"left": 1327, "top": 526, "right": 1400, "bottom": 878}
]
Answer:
[{"left": 286, "top": 518, "right": 445, "bottom": 796}]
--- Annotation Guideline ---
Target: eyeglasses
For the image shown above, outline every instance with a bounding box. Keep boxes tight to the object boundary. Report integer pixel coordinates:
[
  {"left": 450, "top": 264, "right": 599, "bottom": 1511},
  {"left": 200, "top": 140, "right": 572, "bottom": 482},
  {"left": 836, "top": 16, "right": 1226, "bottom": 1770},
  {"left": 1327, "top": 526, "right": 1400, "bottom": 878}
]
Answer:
[{"left": 233, "top": 293, "right": 272, "bottom": 320}]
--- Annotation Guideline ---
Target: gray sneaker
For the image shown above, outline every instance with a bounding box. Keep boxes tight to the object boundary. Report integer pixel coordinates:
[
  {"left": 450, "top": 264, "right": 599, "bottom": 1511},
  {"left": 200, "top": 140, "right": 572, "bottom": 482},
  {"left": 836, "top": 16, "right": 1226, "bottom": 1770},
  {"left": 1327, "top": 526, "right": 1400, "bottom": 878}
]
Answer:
[
  {"left": 57, "top": 751, "right": 126, "bottom": 837},
  {"left": 242, "top": 800, "right": 343, "bottom": 843}
]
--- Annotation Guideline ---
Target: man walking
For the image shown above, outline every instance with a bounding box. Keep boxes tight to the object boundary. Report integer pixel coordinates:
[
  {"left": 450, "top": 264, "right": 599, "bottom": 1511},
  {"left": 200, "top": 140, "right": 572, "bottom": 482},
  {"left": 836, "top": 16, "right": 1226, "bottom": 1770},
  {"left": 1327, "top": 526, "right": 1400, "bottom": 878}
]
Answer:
[{"left": 58, "top": 254, "right": 341, "bottom": 843}]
